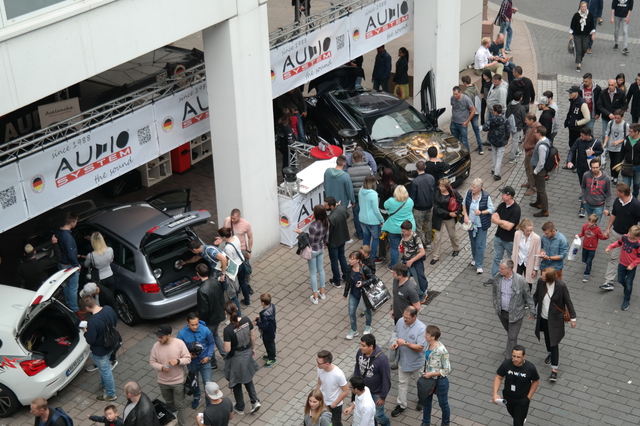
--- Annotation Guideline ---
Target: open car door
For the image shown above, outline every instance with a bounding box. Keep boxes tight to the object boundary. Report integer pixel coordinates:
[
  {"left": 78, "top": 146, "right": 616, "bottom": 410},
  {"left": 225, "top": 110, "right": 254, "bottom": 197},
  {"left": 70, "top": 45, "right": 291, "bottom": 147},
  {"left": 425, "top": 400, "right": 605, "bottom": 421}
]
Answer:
[
  {"left": 147, "top": 188, "right": 191, "bottom": 216},
  {"left": 420, "top": 70, "right": 445, "bottom": 129}
]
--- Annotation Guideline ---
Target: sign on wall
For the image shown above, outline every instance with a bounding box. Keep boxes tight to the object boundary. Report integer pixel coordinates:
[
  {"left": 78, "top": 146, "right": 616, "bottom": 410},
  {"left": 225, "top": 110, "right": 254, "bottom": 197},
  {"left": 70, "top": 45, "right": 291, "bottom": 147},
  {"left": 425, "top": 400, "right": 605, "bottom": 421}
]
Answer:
[
  {"left": 154, "top": 81, "right": 210, "bottom": 153},
  {"left": 17, "top": 106, "right": 160, "bottom": 220},
  {"left": 270, "top": 16, "right": 351, "bottom": 98},
  {"left": 0, "top": 163, "right": 30, "bottom": 233}
]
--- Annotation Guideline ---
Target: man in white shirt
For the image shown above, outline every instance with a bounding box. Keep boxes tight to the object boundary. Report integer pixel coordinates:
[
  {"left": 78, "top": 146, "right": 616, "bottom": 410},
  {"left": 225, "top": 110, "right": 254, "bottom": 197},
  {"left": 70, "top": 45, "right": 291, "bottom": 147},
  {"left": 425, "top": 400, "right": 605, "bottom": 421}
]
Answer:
[
  {"left": 316, "top": 350, "right": 349, "bottom": 426},
  {"left": 344, "top": 376, "right": 375, "bottom": 426},
  {"left": 474, "top": 37, "right": 504, "bottom": 76}
]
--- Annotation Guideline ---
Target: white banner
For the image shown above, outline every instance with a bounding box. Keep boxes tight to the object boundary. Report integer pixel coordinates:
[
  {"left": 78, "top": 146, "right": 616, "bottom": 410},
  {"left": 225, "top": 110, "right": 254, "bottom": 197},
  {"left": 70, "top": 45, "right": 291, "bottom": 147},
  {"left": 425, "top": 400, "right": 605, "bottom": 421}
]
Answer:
[
  {"left": 19, "top": 106, "right": 160, "bottom": 219},
  {"left": 348, "top": 0, "right": 414, "bottom": 59},
  {"left": 270, "top": 17, "right": 351, "bottom": 98},
  {"left": 0, "top": 162, "right": 30, "bottom": 233},
  {"left": 154, "top": 81, "right": 211, "bottom": 154},
  {"left": 278, "top": 184, "right": 325, "bottom": 247}
]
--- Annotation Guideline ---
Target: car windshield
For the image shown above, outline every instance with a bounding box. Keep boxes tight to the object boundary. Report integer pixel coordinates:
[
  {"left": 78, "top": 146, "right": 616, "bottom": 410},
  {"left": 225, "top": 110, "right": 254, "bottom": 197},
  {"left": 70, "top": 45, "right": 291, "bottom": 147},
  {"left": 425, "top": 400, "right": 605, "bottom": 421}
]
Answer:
[{"left": 364, "top": 106, "right": 430, "bottom": 141}]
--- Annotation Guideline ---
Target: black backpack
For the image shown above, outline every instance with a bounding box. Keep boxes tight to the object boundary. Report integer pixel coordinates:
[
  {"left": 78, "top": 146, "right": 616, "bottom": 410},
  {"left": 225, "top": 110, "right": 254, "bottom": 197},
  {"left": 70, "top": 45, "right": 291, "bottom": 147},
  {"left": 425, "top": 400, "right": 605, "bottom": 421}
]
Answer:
[
  {"left": 541, "top": 140, "right": 561, "bottom": 172},
  {"left": 103, "top": 320, "right": 122, "bottom": 348},
  {"left": 184, "top": 368, "right": 198, "bottom": 396}
]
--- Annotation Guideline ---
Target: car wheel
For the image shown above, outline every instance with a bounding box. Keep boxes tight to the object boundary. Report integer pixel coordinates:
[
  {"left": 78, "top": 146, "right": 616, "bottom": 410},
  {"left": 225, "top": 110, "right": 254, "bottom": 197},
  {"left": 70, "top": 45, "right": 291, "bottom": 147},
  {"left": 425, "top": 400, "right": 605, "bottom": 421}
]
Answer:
[
  {"left": 304, "top": 118, "right": 320, "bottom": 145},
  {"left": 0, "top": 383, "right": 20, "bottom": 418},
  {"left": 115, "top": 292, "right": 141, "bottom": 326}
]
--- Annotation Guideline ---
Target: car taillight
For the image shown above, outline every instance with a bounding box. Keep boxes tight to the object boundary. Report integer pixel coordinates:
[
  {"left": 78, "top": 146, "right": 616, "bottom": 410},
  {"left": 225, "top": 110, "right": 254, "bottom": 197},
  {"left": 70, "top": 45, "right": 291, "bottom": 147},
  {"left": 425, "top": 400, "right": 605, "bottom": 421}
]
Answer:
[
  {"left": 20, "top": 359, "right": 47, "bottom": 376},
  {"left": 31, "top": 295, "right": 43, "bottom": 306},
  {"left": 140, "top": 283, "right": 160, "bottom": 293},
  {"left": 147, "top": 226, "right": 160, "bottom": 234}
]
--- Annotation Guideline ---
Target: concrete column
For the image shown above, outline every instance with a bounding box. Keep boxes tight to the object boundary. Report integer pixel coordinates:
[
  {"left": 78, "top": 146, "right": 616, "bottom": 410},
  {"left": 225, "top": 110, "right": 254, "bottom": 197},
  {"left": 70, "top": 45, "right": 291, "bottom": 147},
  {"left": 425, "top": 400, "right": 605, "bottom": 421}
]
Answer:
[
  {"left": 202, "top": 2, "right": 279, "bottom": 256},
  {"left": 414, "top": 0, "right": 462, "bottom": 124}
]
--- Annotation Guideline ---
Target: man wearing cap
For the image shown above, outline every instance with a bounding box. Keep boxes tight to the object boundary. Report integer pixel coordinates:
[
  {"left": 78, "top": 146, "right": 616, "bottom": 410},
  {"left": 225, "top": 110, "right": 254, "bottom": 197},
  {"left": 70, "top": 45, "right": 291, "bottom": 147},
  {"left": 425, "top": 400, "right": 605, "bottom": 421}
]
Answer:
[
  {"left": 485, "top": 186, "right": 521, "bottom": 287},
  {"left": 565, "top": 86, "right": 591, "bottom": 151},
  {"left": 197, "top": 382, "right": 234, "bottom": 426},
  {"left": 150, "top": 324, "right": 192, "bottom": 426},
  {"left": 13, "top": 235, "right": 60, "bottom": 291},
  {"left": 177, "top": 312, "right": 216, "bottom": 409},
  {"left": 537, "top": 97, "right": 555, "bottom": 143}
]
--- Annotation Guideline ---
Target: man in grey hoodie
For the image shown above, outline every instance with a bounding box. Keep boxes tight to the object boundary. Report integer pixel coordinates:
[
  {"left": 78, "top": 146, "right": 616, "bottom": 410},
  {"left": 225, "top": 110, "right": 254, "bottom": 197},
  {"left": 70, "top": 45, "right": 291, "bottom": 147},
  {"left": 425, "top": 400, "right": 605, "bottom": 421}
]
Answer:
[
  {"left": 324, "top": 155, "right": 355, "bottom": 208},
  {"left": 486, "top": 74, "right": 509, "bottom": 123},
  {"left": 461, "top": 75, "right": 485, "bottom": 153},
  {"left": 506, "top": 91, "right": 526, "bottom": 163}
]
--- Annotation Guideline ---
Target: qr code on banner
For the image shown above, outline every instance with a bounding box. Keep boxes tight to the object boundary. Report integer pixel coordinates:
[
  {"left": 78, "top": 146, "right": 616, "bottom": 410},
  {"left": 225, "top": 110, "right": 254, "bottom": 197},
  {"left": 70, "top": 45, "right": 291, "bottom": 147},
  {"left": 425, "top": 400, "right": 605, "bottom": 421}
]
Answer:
[
  {"left": 337, "top": 35, "right": 344, "bottom": 50},
  {"left": 138, "top": 125, "right": 151, "bottom": 145},
  {"left": 0, "top": 186, "right": 17, "bottom": 210}
]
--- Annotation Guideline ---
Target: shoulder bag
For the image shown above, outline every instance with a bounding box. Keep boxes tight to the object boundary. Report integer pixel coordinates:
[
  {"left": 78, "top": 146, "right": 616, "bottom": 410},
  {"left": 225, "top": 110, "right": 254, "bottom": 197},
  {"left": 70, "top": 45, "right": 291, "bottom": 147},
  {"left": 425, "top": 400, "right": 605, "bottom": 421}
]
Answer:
[
  {"left": 361, "top": 276, "right": 391, "bottom": 311},
  {"left": 227, "top": 241, "right": 252, "bottom": 275},
  {"left": 416, "top": 358, "right": 438, "bottom": 404},
  {"left": 547, "top": 287, "right": 570, "bottom": 323},
  {"left": 380, "top": 200, "right": 408, "bottom": 241},
  {"left": 447, "top": 190, "right": 459, "bottom": 212},
  {"left": 86, "top": 253, "right": 101, "bottom": 284}
]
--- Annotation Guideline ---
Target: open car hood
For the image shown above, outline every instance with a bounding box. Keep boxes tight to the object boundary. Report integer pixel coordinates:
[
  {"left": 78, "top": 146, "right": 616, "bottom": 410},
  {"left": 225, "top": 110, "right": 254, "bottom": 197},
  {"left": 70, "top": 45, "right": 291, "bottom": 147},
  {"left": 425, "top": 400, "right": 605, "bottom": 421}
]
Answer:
[{"left": 379, "top": 132, "right": 467, "bottom": 165}]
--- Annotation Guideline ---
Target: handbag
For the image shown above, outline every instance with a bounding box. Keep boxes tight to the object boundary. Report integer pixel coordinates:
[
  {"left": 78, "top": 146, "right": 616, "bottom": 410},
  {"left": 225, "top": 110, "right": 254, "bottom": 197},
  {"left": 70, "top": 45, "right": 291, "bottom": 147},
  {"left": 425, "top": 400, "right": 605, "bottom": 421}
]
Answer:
[
  {"left": 568, "top": 38, "right": 575, "bottom": 55},
  {"left": 228, "top": 242, "right": 252, "bottom": 275},
  {"left": 447, "top": 191, "right": 459, "bottom": 212},
  {"left": 361, "top": 276, "right": 391, "bottom": 311},
  {"left": 86, "top": 253, "right": 101, "bottom": 283},
  {"left": 300, "top": 245, "right": 312, "bottom": 260},
  {"left": 547, "top": 288, "right": 571, "bottom": 323},
  {"left": 416, "top": 359, "right": 438, "bottom": 404},
  {"left": 153, "top": 398, "right": 177, "bottom": 426}
]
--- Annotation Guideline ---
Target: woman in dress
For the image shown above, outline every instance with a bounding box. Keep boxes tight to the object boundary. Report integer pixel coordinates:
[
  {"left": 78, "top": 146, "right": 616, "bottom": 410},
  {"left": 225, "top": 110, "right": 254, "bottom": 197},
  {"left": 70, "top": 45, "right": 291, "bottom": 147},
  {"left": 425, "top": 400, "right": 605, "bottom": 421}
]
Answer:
[
  {"left": 381, "top": 185, "right": 415, "bottom": 270},
  {"left": 223, "top": 301, "right": 261, "bottom": 414},
  {"left": 431, "top": 178, "right": 463, "bottom": 265},
  {"left": 511, "top": 218, "right": 542, "bottom": 292},
  {"left": 84, "top": 231, "right": 116, "bottom": 309},
  {"left": 421, "top": 325, "right": 451, "bottom": 426},
  {"left": 343, "top": 251, "right": 374, "bottom": 340},
  {"left": 219, "top": 227, "right": 250, "bottom": 308},
  {"left": 359, "top": 175, "right": 384, "bottom": 263},
  {"left": 303, "top": 389, "right": 332, "bottom": 426},
  {"left": 376, "top": 168, "right": 397, "bottom": 262},
  {"left": 299, "top": 205, "right": 328, "bottom": 304},
  {"left": 461, "top": 178, "right": 494, "bottom": 274},
  {"left": 532, "top": 268, "right": 577, "bottom": 382},
  {"left": 393, "top": 47, "right": 409, "bottom": 100},
  {"left": 569, "top": 1, "right": 596, "bottom": 72}
]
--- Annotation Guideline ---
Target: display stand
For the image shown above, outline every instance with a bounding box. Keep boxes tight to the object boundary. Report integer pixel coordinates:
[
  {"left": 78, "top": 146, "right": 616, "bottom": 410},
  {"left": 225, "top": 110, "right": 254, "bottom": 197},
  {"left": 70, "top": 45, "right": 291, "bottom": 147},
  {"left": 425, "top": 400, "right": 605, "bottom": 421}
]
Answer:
[
  {"left": 191, "top": 132, "right": 212, "bottom": 165},
  {"left": 138, "top": 155, "right": 172, "bottom": 187}
]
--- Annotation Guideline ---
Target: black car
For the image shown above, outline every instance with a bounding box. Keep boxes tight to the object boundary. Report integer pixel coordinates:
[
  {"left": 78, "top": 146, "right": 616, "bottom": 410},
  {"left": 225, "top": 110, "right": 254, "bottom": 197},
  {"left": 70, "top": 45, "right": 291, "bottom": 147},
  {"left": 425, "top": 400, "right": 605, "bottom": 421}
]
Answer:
[{"left": 303, "top": 68, "right": 471, "bottom": 186}]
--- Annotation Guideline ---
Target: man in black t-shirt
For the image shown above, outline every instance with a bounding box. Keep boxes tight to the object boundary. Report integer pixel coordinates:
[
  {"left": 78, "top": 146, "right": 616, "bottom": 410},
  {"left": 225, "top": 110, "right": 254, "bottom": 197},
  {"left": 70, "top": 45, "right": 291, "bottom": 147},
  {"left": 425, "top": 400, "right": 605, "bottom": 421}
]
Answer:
[
  {"left": 198, "top": 382, "right": 234, "bottom": 426},
  {"left": 485, "top": 186, "right": 521, "bottom": 286},
  {"left": 492, "top": 345, "right": 540, "bottom": 426}
]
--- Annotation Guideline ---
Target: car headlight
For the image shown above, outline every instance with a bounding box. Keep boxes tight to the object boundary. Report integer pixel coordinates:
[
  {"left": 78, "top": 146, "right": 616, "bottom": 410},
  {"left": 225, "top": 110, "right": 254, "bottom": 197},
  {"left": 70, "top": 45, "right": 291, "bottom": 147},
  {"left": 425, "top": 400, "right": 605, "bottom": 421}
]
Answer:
[{"left": 153, "top": 268, "right": 163, "bottom": 279}]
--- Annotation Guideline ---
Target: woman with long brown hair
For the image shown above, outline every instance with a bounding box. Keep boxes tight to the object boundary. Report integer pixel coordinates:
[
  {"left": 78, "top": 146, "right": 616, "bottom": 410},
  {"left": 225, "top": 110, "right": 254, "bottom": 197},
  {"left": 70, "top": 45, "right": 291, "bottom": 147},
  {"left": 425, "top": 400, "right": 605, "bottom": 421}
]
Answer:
[
  {"left": 298, "top": 205, "right": 329, "bottom": 304},
  {"left": 431, "top": 178, "right": 462, "bottom": 264},
  {"left": 223, "top": 300, "right": 261, "bottom": 415},
  {"left": 303, "top": 389, "right": 332, "bottom": 426}
]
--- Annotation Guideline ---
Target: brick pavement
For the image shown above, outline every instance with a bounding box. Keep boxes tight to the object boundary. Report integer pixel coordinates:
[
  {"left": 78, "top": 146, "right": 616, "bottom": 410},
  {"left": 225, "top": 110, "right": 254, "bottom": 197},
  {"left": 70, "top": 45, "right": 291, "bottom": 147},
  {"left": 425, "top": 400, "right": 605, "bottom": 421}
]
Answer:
[{"left": 5, "top": 3, "right": 640, "bottom": 426}]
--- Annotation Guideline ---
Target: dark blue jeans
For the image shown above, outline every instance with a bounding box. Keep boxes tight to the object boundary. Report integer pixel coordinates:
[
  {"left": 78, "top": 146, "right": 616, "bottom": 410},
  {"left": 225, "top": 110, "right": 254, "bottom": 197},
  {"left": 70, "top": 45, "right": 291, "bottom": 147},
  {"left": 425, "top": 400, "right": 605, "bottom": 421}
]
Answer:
[
  {"left": 188, "top": 362, "right": 213, "bottom": 406},
  {"left": 406, "top": 258, "right": 428, "bottom": 299},
  {"left": 388, "top": 233, "right": 402, "bottom": 269},
  {"left": 617, "top": 263, "right": 637, "bottom": 303},
  {"left": 422, "top": 376, "right": 450, "bottom": 425},
  {"left": 362, "top": 223, "right": 381, "bottom": 258},
  {"left": 328, "top": 244, "right": 348, "bottom": 284},
  {"left": 237, "top": 268, "right": 250, "bottom": 305},
  {"left": 371, "top": 393, "right": 391, "bottom": 426},
  {"left": 582, "top": 248, "right": 596, "bottom": 277},
  {"left": 352, "top": 203, "right": 363, "bottom": 238}
]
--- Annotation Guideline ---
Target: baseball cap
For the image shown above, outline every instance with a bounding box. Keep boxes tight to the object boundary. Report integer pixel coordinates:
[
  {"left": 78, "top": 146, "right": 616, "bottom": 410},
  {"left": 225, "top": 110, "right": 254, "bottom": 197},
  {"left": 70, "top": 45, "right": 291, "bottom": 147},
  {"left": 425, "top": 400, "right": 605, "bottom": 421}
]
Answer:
[
  {"left": 566, "top": 85, "right": 581, "bottom": 93},
  {"left": 205, "top": 382, "right": 223, "bottom": 400},
  {"left": 537, "top": 96, "right": 549, "bottom": 105},
  {"left": 154, "top": 324, "right": 172, "bottom": 337},
  {"left": 500, "top": 186, "right": 516, "bottom": 197},
  {"left": 80, "top": 282, "right": 98, "bottom": 297}
]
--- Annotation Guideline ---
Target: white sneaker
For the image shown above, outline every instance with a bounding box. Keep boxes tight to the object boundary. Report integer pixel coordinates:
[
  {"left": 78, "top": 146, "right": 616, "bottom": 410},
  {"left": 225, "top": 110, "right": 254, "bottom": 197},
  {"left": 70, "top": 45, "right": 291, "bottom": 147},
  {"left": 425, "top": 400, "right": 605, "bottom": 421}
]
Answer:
[
  {"left": 363, "top": 326, "right": 372, "bottom": 335},
  {"left": 470, "top": 261, "right": 475, "bottom": 267},
  {"left": 310, "top": 295, "right": 319, "bottom": 304},
  {"left": 110, "top": 360, "right": 118, "bottom": 370},
  {"left": 318, "top": 292, "right": 326, "bottom": 300},
  {"left": 476, "top": 268, "right": 483, "bottom": 274},
  {"left": 346, "top": 330, "right": 360, "bottom": 340},
  {"left": 250, "top": 401, "right": 261, "bottom": 413}
]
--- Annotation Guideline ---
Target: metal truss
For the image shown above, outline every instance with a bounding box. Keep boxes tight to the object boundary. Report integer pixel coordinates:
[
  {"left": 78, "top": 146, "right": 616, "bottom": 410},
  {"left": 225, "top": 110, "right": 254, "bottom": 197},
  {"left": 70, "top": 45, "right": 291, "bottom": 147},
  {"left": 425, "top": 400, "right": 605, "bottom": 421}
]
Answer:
[
  {"left": 269, "top": 0, "right": 377, "bottom": 49},
  {"left": 0, "top": 63, "right": 206, "bottom": 167}
]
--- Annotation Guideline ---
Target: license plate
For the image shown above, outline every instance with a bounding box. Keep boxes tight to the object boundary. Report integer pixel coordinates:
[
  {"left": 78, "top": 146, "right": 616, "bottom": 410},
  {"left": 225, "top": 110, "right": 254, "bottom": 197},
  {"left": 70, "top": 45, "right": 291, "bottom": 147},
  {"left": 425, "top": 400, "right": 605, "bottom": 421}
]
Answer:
[
  {"left": 449, "top": 175, "right": 456, "bottom": 183},
  {"left": 66, "top": 353, "right": 84, "bottom": 377}
]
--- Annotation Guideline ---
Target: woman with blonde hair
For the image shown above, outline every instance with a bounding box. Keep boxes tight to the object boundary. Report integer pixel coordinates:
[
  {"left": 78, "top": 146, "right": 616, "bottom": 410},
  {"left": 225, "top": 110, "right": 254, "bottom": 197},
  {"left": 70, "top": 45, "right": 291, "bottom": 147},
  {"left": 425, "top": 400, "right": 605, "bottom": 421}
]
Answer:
[
  {"left": 381, "top": 185, "right": 415, "bottom": 269},
  {"left": 84, "top": 231, "right": 115, "bottom": 298},
  {"left": 303, "top": 389, "right": 332, "bottom": 426},
  {"left": 511, "top": 218, "right": 542, "bottom": 292}
]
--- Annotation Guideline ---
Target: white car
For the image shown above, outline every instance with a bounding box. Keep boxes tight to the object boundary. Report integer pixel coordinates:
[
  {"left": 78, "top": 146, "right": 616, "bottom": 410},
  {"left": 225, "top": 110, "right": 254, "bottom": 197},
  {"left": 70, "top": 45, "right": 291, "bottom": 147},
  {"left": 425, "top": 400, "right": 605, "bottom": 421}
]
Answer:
[{"left": 0, "top": 268, "right": 90, "bottom": 417}]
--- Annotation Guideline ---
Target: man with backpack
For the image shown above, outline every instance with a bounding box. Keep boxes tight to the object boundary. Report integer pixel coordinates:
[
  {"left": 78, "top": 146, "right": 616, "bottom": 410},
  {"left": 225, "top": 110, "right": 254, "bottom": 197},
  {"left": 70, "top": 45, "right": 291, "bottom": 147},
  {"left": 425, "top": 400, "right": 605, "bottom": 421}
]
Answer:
[
  {"left": 482, "top": 104, "right": 511, "bottom": 181},
  {"left": 80, "top": 294, "right": 119, "bottom": 402},
  {"left": 30, "top": 398, "right": 70, "bottom": 426},
  {"left": 531, "top": 126, "right": 554, "bottom": 217}
]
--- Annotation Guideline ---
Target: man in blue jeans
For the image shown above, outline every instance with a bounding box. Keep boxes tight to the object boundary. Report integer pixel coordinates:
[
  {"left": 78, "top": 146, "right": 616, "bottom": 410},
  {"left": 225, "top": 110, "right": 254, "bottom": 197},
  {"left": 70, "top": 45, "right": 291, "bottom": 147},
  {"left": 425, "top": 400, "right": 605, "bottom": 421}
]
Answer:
[
  {"left": 325, "top": 197, "right": 350, "bottom": 288},
  {"left": 484, "top": 186, "right": 521, "bottom": 287},
  {"left": 353, "top": 334, "right": 392, "bottom": 426},
  {"left": 497, "top": 0, "right": 518, "bottom": 53},
  {"left": 55, "top": 211, "right": 80, "bottom": 313},
  {"left": 177, "top": 312, "right": 215, "bottom": 409},
  {"left": 81, "top": 294, "right": 118, "bottom": 401},
  {"left": 450, "top": 86, "right": 476, "bottom": 152}
]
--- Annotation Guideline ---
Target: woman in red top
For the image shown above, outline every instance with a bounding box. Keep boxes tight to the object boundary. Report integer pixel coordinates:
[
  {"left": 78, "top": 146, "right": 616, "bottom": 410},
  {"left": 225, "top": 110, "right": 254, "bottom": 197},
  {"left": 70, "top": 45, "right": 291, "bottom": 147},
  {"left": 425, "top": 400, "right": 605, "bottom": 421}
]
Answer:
[{"left": 605, "top": 225, "right": 640, "bottom": 311}]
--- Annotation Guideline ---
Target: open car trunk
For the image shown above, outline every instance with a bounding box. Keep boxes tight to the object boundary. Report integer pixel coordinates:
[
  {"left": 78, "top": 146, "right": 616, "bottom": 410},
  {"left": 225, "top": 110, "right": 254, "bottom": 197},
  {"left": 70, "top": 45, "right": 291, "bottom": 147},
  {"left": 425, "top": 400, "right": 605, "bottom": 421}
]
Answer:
[
  {"left": 145, "top": 231, "right": 202, "bottom": 296},
  {"left": 19, "top": 300, "right": 80, "bottom": 369}
]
